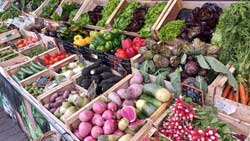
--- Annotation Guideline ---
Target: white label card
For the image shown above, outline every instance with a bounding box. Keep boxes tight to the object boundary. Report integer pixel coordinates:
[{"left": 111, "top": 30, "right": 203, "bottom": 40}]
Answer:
[{"left": 215, "top": 99, "right": 237, "bottom": 114}]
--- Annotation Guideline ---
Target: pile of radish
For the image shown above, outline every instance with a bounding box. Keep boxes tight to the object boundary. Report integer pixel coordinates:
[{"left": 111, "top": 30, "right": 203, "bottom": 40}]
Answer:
[{"left": 74, "top": 72, "right": 173, "bottom": 141}]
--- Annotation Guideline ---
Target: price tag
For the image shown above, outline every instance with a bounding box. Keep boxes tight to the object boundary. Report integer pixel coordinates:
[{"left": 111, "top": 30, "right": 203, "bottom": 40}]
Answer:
[
  {"left": 87, "top": 81, "right": 97, "bottom": 100},
  {"left": 181, "top": 83, "right": 205, "bottom": 106},
  {"left": 55, "top": 6, "right": 63, "bottom": 17},
  {"left": 215, "top": 99, "right": 237, "bottom": 114}
]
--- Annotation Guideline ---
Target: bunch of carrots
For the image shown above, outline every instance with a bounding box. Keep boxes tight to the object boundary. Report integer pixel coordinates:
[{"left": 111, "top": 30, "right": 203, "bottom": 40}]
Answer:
[{"left": 222, "top": 82, "right": 250, "bottom": 105}]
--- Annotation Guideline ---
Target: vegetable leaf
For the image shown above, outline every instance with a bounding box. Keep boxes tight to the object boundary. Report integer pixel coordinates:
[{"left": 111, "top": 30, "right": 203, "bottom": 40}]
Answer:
[
  {"left": 156, "top": 71, "right": 168, "bottom": 87},
  {"left": 196, "top": 55, "right": 210, "bottom": 70},
  {"left": 169, "top": 67, "right": 182, "bottom": 96},
  {"left": 195, "top": 76, "right": 208, "bottom": 94},
  {"left": 180, "top": 53, "right": 187, "bottom": 65},
  {"left": 205, "top": 56, "right": 238, "bottom": 91}
]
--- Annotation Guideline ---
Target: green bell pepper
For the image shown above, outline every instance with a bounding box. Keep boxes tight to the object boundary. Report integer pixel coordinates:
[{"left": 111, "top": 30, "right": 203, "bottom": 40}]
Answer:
[
  {"left": 94, "top": 35, "right": 106, "bottom": 46},
  {"left": 113, "top": 38, "right": 121, "bottom": 48},
  {"left": 97, "top": 45, "right": 105, "bottom": 52},
  {"left": 105, "top": 41, "right": 113, "bottom": 50},
  {"left": 103, "top": 32, "right": 113, "bottom": 41}
]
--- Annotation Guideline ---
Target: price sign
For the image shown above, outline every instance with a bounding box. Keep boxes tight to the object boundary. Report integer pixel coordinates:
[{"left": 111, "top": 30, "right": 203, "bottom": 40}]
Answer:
[{"left": 181, "top": 83, "right": 205, "bottom": 106}]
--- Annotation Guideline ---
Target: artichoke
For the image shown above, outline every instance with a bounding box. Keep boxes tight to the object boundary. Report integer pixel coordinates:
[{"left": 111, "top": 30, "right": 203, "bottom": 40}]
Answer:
[
  {"left": 143, "top": 50, "right": 154, "bottom": 60},
  {"left": 153, "top": 54, "right": 170, "bottom": 68},
  {"left": 144, "top": 39, "right": 157, "bottom": 48},
  {"left": 170, "top": 56, "right": 180, "bottom": 68},
  {"left": 160, "top": 44, "right": 172, "bottom": 57},
  {"left": 184, "top": 60, "right": 199, "bottom": 76},
  {"left": 206, "top": 45, "right": 221, "bottom": 55}
]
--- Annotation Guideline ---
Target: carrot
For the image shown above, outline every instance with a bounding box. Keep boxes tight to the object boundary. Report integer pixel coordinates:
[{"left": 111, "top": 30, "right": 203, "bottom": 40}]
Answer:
[
  {"left": 228, "top": 91, "right": 234, "bottom": 101},
  {"left": 222, "top": 83, "right": 232, "bottom": 98},
  {"left": 244, "top": 83, "right": 249, "bottom": 102},
  {"left": 248, "top": 100, "right": 250, "bottom": 106},
  {"left": 235, "top": 91, "right": 239, "bottom": 103},
  {"left": 239, "top": 83, "right": 247, "bottom": 105}
]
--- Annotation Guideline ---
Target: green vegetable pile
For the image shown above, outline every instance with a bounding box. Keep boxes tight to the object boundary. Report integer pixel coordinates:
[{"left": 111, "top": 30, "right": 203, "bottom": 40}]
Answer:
[
  {"left": 138, "top": 3, "right": 165, "bottom": 38},
  {"left": 40, "top": 0, "right": 59, "bottom": 19},
  {"left": 0, "top": 49, "right": 18, "bottom": 62},
  {"left": 97, "top": 0, "right": 121, "bottom": 27},
  {"left": 158, "top": 20, "right": 184, "bottom": 41},
  {"left": 0, "top": 25, "right": 8, "bottom": 34},
  {"left": 51, "top": 2, "right": 78, "bottom": 21},
  {"left": 113, "top": 2, "right": 142, "bottom": 30},
  {"left": 0, "top": 3, "right": 20, "bottom": 21},
  {"left": 73, "top": 13, "right": 92, "bottom": 27},
  {"left": 24, "top": 84, "right": 44, "bottom": 96},
  {"left": 22, "top": 46, "right": 48, "bottom": 58},
  {"left": 212, "top": 2, "right": 250, "bottom": 85},
  {"left": 21, "top": 0, "right": 43, "bottom": 12}
]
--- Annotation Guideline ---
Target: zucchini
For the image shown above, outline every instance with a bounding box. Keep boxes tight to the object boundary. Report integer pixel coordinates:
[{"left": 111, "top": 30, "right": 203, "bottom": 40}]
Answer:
[
  {"left": 30, "top": 62, "right": 44, "bottom": 70},
  {"left": 140, "top": 95, "right": 162, "bottom": 108},
  {"left": 17, "top": 70, "right": 27, "bottom": 78},
  {"left": 29, "top": 66, "right": 40, "bottom": 73},
  {"left": 143, "top": 83, "right": 172, "bottom": 102},
  {"left": 136, "top": 99, "right": 157, "bottom": 117},
  {"left": 20, "top": 67, "right": 33, "bottom": 75},
  {"left": 136, "top": 109, "right": 147, "bottom": 119},
  {"left": 12, "top": 75, "right": 20, "bottom": 82}
]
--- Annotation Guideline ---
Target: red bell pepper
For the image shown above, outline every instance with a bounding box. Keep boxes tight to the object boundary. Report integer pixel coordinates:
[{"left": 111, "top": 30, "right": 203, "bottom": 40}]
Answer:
[
  {"left": 125, "top": 47, "right": 136, "bottom": 58},
  {"left": 115, "top": 48, "right": 128, "bottom": 59},
  {"left": 122, "top": 39, "right": 133, "bottom": 50}
]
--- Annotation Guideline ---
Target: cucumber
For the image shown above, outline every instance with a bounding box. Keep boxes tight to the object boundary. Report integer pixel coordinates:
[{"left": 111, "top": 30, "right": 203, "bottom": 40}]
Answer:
[
  {"left": 140, "top": 95, "right": 162, "bottom": 108},
  {"left": 17, "top": 70, "right": 26, "bottom": 78},
  {"left": 136, "top": 99, "right": 157, "bottom": 117},
  {"left": 143, "top": 83, "right": 172, "bottom": 102},
  {"left": 20, "top": 67, "right": 33, "bottom": 75},
  {"left": 30, "top": 62, "right": 44, "bottom": 70},
  {"left": 136, "top": 109, "right": 147, "bottom": 119},
  {"left": 12, "top": 75, "right": 20, "bottom": 82},
  {"left": 29, "top": 65, "right": 40, "bottom": 74}
]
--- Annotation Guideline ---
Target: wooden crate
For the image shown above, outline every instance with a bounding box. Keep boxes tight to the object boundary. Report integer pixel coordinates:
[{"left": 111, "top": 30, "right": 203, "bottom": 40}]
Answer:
[
  {"left": 66, "top": 74, "right": 173, "bottom": 140},
  {"left": 0, "top": 29, "right": 21, "bottom": 45},
  {"left": 73, "top": 0, "right": 107, "bottom": 30},
  {"left": 106, "top": 0, "right": 170, "bottom": 37},
  {"left": 7, "top": 59, "right": 47, "bottom": 83},
  {"left": 155, "top": 0, "right": 236, "bottom": 39},
  {"left": 0, "top": 46, "right": 30, "bottom": 70}
]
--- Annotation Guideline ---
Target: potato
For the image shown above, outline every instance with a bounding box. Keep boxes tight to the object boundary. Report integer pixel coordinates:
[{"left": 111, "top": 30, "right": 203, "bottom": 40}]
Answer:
[
  {"left": 50, "top": 93, "right": 58, "bottom": 102},
  {"left": 63, "top": 90, "right": 70, "bottom": 99},
  {"left": 44, "top": 103, "right": 50, "bottom": 109}
]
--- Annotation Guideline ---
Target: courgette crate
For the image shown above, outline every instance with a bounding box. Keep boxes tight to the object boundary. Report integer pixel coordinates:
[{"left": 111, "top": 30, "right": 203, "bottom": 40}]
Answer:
[
  {"left": 66, "top": 73, "right": 173, "bottom": 141},
  {"left": 73, "top": 0, "right": 109, "bottom": 30},
  {"left": 0, "top": 46, "right": 30, "bottom": 71},
  {"left": 105, "top": 0, "right": 171, "bottom": 38},
  {"left": 155, "top": 0, "right": 236, "bottom": 39}
]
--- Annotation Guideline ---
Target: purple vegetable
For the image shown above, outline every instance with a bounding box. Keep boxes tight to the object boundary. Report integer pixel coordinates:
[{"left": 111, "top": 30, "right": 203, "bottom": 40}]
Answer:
[
  {"left": 114, "top": 130, "right": 124, "bottom": 136},
  {"left": 92, "top": 100, "right": 107, "bottom": 114},
  {"left": 102, "top": 110, "right": 114, "bottom": 120},
  {"left": 116, "top": 110, "right": 122, "bottom": 119},
  {"left": 122, "top": 100, "right": 135, "bottom": 107},
  {"left": 92, "top": 114, "right": 104, "bottom": 127},
  {"left": 127, "top": 84, "right": 143, "bottom": 98},
  {"left": 84, "top": 136, "right": 96, "bottom": 141},
  {"left": 79, "top": 110, "right": 94, "bottom": 122},
  {"left": 74, "top": 129, "right": 83, "bottom": 140},
  {"left": 103, "top": 119, "right": 117, "bottom": 134},
  {"left": 79, "top": 122, "right": 92, "bottom": 138},
  {"left": 107, "top": 102, "right": 118, "bottom": 112},
  {"left": 117, "top": 89, "right": 130, "bottom": 99},
  {"left": 108, "top": 92, "right": 122, "bottom": 106},
  {"left": 184, "top": 60, "right": 199, "bottom": 76},
  {"left": 129, "top": 72, "right": 143, "bottom": 84},
  {"left": 91, "top": 126, "right": 104, "bottom": 138}
]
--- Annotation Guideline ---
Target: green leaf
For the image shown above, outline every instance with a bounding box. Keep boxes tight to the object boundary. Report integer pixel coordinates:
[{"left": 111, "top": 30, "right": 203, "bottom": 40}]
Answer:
[
  {"left": 195, "top": 76, "right": 208, "bottom": 94},
  {"left": 211, "top": 118, "right": 219, "bottom": 124},
  {"left": 140, "top": 60, "right": 156, "bottom": 74},
  {"left": 196, "top": 55, "right": 210, "bottom": 69},
  {"left": 180, "top": 53, "right": 187, "bottom": 65},
  {"left": 221, "top": 126, "right": 231, "bottom": 133},
  {"left": 140, "top": 70, "right": 150, "bottom": 83},
  {"left": 156, "top": 71, "right": 168, "bottom": 87},
  {"left": 205, "top": 56, "right": 238, "bottom": 91},
  {"left": 169, "top": 67, "right": 182, "bottom": 96}
]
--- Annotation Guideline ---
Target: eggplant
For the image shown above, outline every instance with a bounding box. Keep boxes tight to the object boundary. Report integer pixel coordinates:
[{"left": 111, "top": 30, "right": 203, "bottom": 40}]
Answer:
[
  {"left": 90, "top": 66, "right": 111, "bottom": 75},
  {"left": 100, "top": 76, "right": 122, "bottom": 86},
  {"left": 101, "top": 83, "right": 115, "bottom": 92},
  {"left": 91, "top": 75, "right": 103, "bottom": 84},
  {"left": 80, "top": 79, "right": 92, "bottom": 89},
  {"left": 100, "top": 72, "right": 114, "bottom": 79},
  {"left": 81, "top": 61, "right": 101, "bottom": 76}
]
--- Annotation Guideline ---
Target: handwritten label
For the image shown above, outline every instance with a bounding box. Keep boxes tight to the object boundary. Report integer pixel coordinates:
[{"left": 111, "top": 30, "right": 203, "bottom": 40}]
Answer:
[
  {"left": 55, "top": 6, "right": 63, "bottom": 17},
  {"left": 215, "top": 99, "right": 237, "bottom": 114}
]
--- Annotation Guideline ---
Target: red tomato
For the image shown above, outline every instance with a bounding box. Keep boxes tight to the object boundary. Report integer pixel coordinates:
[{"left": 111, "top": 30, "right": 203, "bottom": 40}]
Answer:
[
  {"left": 44, "top": 59, "right": 49, "bottom": 65},
  {"left": 44, "top": 54, "right": 51, "bottom": 59},
  {"left": 115, "top": 49, "right": 128, "bottom": 59},
  {"left": 65, "top": 54, "right": 69, "bottom": 58},
  {"left": 49, "top": 60, "right": 54, "bottom": 65},
  {"left": 57, "top": 51, "right": 63, "bottom": 56}
]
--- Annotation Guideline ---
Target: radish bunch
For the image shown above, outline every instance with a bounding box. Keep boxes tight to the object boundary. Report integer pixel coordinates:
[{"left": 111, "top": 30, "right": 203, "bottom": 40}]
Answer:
[{"left": 159, "top": 98, "right": 220, "bottom": 141}]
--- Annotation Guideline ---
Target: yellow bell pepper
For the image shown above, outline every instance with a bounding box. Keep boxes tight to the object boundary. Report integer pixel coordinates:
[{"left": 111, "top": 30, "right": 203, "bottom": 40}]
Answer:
[{"left": 74, "top": 35, "right": 83, "bottom": 41}]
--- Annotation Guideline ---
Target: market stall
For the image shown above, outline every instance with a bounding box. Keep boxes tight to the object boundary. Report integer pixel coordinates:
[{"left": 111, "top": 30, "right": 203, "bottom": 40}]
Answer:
[{"left": 0, "top": 0, "right": 249, "bottom": 141}]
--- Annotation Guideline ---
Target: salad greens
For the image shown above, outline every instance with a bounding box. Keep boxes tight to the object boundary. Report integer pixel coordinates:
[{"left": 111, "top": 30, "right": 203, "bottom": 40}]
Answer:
[
  {"left": 40, "top": 0, "right": 59, "bottom": 19},
  {"left": 96, "top": 0, "right": 121, "bottom": 27},
  {"left": 138, "top": 3, "right": 165, "bottom": 37},
  {"left": 158, "top": 20, "right": 184, "bottom": 41},
  {"left": 113, "top": 2, "right": 142, "bottom": 30},
  {"left": 51, "top": 2, "right": 78, "bottom": 21}
]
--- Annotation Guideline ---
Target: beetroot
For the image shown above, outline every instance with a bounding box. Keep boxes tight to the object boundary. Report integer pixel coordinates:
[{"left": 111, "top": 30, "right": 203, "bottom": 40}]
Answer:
[
  {"left": 121, "top": 106, "right": 136, "bottom": 122},
  {"left": 107, "top": 102, "right": 118, "bottom": 112},
  {"left": 79, "top": 122, "right": 92, "bottom": 138},
  {"left": 91, "top": 126, "right": 104, "bottom": 138},
  {"left": 103, "top": 119, "right": 117, "bottom": 134},
  {"left": 84, "top": 136, "right": 96, "bottom": 141},
  {"left": 92, "top": 114, "right": 104, "bottom": 127},
  {"left": 79, "top": 110, "right": 94, "bottom": 122},
  {"left": 102, "top": 110, "right": 114, "bottom": 120},
  {"left": 127, "top": 84, "right": 143, "bottom": 98},
  {"left": 92, "top": 100, "right": 107, "bottom": 114},
  {"left": 122, "top": 100, "right": 135, "bottom": 107}
]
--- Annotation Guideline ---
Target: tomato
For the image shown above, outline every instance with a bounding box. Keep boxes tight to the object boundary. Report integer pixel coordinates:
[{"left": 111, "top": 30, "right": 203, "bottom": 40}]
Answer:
[
  {"left": 57, "top": 51, "right": 63, "bottom": 56},
  {"left": 49, "top": 60, "right": 54, "bottom": 65},
  {"left": 44, "top": 54, "right": 51, "bottom": 59},
  {"left": 17, "top": 44, "right": 24, "bottom": 48},
  {"left": 44, "top": 59, "right": 49, "bottom": 65},
  {"left": 115, "top": 49, "right": 128, "bottom": 59}
]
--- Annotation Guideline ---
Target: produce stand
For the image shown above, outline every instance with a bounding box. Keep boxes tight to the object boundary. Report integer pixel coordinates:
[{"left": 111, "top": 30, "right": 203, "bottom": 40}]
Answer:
[{"left": 0, "top": 0, "right": 250, "bottom": 141}]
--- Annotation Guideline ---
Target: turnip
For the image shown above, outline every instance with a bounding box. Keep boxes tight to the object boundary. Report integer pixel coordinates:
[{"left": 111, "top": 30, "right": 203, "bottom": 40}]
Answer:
[
  {"left": 79, "top": 122, "right": 92, "bottom": 138},
  {"left": 84, "top": 136, "right": 96, "bottom": 141},
  {"left": 79, "top": 110, "right": 94, "bottom": 122},
  {"left": 107, "top": 102, "right": 118, "bottom": 112},
  {"left": 127, "top": 84, "right": 143, "bottom": 99},
  {"left": 92, "top": 114, "right": 104, "bottom": 127},
  {"left": 103, "top": 119, "right": 117, "bottom": 134},
  {"left": 129, "top": 72, "right": 143, "bottom": 85},
  {"left": 74, "top": 129, "right": 83, "bottom": 140},
  {"left": 91, "top": 126, "right": 104, "bottom": 138},
  {"left": 108, "top": 92, "right": 122, "bottom": 106},
  {"left": 92, "top": 100, "right": 107, "bottom": 114},
  {"left": 114, "top": 130, "right": 124, "bottom": 136},
  {"left": 117, "top": 89, "right": 130, "bottom": 99},
  {"left": 102, "top": 110, "right": 113, "bottom": 120},
  {"left": 122, "top": 100, "right": 135, "bottom": 107},
  {"left": 116, "top": 110, "right": 122, "bottom": 119}
]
